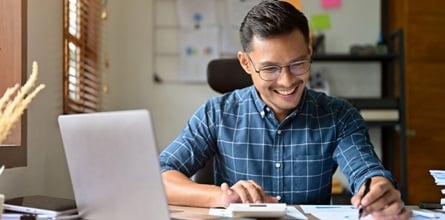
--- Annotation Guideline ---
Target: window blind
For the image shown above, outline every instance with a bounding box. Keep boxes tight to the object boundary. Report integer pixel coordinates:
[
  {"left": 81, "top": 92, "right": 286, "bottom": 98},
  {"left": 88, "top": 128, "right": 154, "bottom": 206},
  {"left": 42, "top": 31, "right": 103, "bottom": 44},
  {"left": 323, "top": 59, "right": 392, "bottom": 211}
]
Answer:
[{"left": 63, "top": 0, "right": 101, "bottom": 113}]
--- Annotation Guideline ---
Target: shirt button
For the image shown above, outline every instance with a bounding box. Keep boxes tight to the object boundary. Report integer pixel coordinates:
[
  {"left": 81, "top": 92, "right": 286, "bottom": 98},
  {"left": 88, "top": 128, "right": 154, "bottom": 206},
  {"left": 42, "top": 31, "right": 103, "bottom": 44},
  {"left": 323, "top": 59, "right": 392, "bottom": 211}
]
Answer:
[
  {"left": 276, "top": 195, "right": 281, "bottom": 201},
  {"left": 260, "top": 111, "right": 265, "bottom": 117},
  {"left": 277, "top": 130, "right": 282, "bottom": 134},
  {"left": 275, "top": 163, "right": 281, "bottom": 168}
]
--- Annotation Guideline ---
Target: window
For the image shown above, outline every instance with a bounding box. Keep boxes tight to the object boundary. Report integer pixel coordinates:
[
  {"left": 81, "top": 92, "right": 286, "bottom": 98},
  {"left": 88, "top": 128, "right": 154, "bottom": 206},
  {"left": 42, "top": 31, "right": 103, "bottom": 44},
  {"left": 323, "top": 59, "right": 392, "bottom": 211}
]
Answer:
[
  {"left": 63, "top": 0, "right": 101, "bottom": 114},
  {"left": 0, "top": 0, "right": 27, "bottom": 167}
]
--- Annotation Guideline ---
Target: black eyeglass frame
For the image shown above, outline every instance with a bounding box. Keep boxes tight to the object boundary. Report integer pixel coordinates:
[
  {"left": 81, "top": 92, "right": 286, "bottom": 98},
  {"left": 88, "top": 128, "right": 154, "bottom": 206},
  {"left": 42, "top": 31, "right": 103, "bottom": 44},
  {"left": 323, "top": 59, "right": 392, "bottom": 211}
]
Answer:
[{"left": 245, "top": 53, "right": 312, "bottom": 81}]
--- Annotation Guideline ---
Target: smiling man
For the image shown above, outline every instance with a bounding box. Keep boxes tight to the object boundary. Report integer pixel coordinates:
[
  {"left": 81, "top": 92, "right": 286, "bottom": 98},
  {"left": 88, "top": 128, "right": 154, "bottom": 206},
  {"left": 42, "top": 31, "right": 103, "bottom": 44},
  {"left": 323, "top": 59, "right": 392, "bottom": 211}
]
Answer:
[{"left": 159, "top": 1, "right": 411, "bottom": 219}]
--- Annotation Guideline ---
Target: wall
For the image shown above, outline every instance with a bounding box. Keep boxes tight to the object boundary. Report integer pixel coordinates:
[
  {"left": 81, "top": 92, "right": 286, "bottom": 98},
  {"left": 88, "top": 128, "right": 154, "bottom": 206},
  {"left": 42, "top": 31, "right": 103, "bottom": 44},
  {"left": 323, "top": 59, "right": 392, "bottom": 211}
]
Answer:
[
  {"left": 0, "top": 0, "right": 383, "bottom": 199},
  {"left": 108, "top": 0, "right": 382, "bottom": 152},
  {"left": 107, "top": 0, "right": 382, "bottom": 187},
  {"left": 102, "top": 0, "right": 218, "bottom": 152},
  {"left": 0, "top": 0, "right": 74, "bottom": 199}
]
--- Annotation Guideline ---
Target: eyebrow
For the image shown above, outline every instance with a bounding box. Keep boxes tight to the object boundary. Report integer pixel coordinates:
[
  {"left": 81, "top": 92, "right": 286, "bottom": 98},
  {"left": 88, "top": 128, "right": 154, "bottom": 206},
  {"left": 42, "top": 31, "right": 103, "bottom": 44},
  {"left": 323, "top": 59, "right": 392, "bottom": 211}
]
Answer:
[{"left": 259, "top": 54, "right": 310, "bottom": 67}]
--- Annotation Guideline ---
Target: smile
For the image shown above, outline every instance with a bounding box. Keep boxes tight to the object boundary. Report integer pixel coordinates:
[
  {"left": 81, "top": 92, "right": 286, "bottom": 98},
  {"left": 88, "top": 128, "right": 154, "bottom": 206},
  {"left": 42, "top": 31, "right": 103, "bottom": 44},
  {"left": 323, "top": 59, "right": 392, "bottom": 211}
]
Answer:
[{"left": 275, "top": 87, "right": 297, "bottom": 95}]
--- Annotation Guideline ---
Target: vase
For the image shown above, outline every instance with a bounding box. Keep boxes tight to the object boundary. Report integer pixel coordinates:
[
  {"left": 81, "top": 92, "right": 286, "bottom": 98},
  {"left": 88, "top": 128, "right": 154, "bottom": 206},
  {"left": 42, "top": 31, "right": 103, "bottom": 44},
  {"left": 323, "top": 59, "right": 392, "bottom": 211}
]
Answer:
[{"left": 0, "top": 193, "right": 3, "bottom": 220}]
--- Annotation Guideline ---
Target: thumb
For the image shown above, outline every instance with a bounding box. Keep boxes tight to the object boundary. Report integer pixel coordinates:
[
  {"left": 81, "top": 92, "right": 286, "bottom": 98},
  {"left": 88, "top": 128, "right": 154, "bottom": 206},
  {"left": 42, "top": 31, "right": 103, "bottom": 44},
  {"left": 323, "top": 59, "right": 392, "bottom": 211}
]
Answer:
[
  {"left": 350, "top": 195, "right": 361, "bottom": 208},
  {"left": 221, "top": 182, "right": 232, "bottom": 195},
  {"left": 264, "top": 196, "right": 279, "bottom": 203}
]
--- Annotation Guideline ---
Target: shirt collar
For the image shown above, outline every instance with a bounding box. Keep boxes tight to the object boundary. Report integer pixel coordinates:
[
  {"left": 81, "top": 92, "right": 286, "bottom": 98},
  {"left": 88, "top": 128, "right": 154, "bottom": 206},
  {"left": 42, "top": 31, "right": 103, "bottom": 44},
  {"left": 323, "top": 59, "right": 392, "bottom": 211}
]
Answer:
[{"left": 249, "top": 85, "right": 308, "bottom": 119}]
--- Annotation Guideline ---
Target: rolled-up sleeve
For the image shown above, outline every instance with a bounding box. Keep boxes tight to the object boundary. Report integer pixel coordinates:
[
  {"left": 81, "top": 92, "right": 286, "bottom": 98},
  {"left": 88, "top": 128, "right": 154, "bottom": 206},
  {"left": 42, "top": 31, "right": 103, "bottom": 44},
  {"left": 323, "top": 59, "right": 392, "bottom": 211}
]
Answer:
[{"left": 333, "top": 101, "right": 396, "bottom": 194}]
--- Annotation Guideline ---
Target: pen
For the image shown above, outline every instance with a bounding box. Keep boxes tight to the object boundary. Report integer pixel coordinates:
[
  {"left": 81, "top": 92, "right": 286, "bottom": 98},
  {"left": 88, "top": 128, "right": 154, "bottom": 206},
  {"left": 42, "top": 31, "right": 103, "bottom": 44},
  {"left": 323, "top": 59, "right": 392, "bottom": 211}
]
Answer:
[
  {"left": 358, "top": 178, "right": 372, "bottom": 219},
  {"left": 315, "top": 206, "right": 355, "bottom": 209}
]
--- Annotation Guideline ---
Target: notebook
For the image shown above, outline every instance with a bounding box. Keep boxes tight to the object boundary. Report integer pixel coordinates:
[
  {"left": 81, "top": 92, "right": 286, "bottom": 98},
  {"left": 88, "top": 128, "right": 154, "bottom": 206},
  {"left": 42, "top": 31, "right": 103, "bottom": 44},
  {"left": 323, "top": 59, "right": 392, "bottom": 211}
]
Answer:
[{"left": 58, "top": 109, "right": 171, "bottom": 220}]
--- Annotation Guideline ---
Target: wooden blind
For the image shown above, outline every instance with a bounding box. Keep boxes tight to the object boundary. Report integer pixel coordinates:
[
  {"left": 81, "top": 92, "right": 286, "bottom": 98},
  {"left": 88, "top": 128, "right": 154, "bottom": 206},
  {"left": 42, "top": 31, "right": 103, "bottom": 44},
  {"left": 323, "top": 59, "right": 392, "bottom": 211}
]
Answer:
[{"left": 63, "top": 0, "right": 101, "bottom": 114}]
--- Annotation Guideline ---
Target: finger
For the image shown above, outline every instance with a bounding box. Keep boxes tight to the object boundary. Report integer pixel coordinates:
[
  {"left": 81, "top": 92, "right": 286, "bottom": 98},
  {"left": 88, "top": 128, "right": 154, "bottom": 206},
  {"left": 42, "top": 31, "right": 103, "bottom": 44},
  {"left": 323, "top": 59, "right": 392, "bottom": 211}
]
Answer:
[
  {"left": 361, "top": 178, "right": 394, "bottom": 209},
  {"left": 350, "top": 195, "right": 361, "bottom": 208},
  {"left": 371, "top": 200, "right": 404, "bottom": 218},
  {"left": 399, "top": 207, "right": 413, "bottom": 219},
  {"left": 221, "top": 182, "right": 242, "bottom": 207},
  {"left": 351, "top": 180, "right": 375, "bottom": 209},
  {"left": 264, "top": 195, "right": 279, "bottom": 203},
  {"left": 366, "top": 185, "right": 401, "bottom": 215},
  {"left": 232, "top": 180, "right": 265, "bottom": 203},
  {"left": 231, "top": 182, "right": 252, "bottom": 203},
  {"left": 221, "top": 182, "right": 231, "bottom": 195},
  {"left": 244, "top": 180, "right": 265, "bottom": 203}
]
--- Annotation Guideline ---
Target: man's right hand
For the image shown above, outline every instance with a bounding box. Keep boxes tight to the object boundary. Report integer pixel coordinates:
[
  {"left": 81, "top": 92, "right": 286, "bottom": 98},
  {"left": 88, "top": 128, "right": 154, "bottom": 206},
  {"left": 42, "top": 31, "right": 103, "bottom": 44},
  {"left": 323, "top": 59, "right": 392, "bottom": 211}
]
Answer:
[{"left": 220, "top": 180, "right": 278, "bottom": 208}]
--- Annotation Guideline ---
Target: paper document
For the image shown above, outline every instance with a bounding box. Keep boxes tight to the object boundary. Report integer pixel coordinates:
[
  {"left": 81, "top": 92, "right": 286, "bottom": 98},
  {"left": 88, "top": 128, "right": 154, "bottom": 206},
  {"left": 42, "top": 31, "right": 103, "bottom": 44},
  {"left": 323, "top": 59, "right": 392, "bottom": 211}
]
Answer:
[
  {"left": 300, "top": 205, "right": 445, "bottom": 220},
  {"left": 300, "top": 205, "right": 370, "bottom": 220}
]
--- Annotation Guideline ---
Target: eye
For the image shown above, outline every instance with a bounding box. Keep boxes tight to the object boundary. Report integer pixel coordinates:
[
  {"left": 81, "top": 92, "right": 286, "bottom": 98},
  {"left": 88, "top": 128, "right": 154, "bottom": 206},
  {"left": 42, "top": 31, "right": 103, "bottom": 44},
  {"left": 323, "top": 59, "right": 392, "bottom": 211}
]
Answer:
[
  {"left": 289, "top": 62, "right": 303, "bottom": 70},
  {"left": 261, "top": 66, "right": 280, "bottom": 74}
]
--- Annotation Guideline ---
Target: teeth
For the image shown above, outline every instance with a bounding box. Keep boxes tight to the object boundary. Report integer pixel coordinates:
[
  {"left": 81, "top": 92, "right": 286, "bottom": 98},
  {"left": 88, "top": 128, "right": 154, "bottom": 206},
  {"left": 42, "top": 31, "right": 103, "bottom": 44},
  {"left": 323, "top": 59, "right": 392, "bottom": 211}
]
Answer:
[{"left": 277, "top": 87, "right": 296, "bottom": 95}]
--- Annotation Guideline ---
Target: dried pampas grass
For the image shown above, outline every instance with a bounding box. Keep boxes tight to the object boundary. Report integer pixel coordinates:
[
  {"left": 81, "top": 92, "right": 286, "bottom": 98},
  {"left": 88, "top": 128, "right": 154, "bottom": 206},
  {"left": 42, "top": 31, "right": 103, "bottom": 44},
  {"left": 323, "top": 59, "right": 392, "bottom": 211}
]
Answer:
[{"left": 0, "top": 61, "right": 46, "bottom": 144}]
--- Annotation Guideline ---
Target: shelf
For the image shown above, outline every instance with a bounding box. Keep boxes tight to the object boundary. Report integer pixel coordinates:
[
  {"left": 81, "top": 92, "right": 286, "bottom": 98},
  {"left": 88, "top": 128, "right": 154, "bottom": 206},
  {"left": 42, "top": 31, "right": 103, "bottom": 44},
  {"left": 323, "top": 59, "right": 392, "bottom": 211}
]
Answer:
[
  {"left": 346, "top": 98, "right": 399, "bottom": 109},
  {"left": 344, "top": 98, "right": 400, "bottom": 126},
  {"left": 312, "top": 53, "right": 397, "bottom": 62}
]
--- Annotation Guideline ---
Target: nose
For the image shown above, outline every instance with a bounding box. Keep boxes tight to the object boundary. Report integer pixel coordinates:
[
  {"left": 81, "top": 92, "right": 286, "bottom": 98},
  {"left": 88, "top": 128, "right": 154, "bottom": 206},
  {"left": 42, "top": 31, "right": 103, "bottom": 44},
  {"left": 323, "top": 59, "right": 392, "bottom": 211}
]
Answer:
[{"left": 276, "top": 65, "right": 295, "bottom": 84}]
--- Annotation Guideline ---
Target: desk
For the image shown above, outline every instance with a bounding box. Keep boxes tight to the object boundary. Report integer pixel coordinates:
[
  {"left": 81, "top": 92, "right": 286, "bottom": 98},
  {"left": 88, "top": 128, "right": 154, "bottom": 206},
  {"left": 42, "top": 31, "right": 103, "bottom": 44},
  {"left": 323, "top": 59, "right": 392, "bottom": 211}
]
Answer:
[
  {"left": 170, "top": 205, "right": 442, "bottom": 220},
  {"left": 169, "top": 205, "right": 319, "bottom": 220}
]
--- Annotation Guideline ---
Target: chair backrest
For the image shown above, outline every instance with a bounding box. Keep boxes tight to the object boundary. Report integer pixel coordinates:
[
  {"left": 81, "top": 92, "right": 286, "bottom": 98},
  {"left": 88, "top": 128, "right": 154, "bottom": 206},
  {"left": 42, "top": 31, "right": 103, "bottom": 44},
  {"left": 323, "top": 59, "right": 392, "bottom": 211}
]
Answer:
[
  {"left": 191, "top": 58, "right": 253, "bottom": 184},
  {"left": 207, "top": 58, "right": 253, "bottom": 93}
]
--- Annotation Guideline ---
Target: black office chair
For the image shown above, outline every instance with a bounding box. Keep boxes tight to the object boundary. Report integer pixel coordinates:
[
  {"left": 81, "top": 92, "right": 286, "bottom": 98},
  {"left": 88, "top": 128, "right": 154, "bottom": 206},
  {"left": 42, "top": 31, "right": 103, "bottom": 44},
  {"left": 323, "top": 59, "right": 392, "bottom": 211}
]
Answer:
[
  {"left": 191, "top": 58, "right": 253, "bottom": 184},
  {"left": 207, "top": 58, "right": 253, "bottom": 93}
]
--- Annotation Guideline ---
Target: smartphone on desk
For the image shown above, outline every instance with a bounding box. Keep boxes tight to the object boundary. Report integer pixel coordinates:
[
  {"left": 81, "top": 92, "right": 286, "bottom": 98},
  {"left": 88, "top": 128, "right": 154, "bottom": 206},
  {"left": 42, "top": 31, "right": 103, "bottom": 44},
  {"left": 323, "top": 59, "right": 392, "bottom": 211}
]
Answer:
[{"left": 419, "top": 202, "right": 442, "bottom": 210}]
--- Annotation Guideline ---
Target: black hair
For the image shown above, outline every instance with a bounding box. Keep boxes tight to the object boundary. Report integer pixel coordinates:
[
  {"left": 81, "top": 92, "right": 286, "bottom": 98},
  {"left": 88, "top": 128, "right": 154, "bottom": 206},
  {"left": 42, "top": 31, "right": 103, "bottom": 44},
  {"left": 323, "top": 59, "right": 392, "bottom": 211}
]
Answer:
[{"left": 239, "top": 0, "right": 310, "bottom": 52}]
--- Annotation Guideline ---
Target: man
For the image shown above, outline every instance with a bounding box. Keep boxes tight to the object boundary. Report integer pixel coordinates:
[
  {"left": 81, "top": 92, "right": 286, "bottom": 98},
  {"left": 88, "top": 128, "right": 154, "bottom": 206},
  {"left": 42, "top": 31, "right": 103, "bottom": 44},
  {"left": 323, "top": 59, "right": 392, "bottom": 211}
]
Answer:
[{"left": 160, "top": 1, "right": 411, "bottom": 219}]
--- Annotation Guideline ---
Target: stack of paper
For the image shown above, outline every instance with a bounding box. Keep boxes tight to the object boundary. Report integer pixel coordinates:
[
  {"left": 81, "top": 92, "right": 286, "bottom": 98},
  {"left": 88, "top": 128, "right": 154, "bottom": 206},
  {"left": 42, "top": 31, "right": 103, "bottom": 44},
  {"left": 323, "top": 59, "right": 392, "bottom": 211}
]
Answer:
[{"left": 429, "top": 170, "right": 445, "bottom": 210}]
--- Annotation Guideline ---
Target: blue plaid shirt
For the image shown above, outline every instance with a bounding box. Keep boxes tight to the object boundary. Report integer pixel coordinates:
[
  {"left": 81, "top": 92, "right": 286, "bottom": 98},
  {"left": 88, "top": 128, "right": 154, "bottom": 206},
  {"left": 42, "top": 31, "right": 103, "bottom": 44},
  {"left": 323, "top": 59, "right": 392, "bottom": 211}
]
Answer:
[{"left": 159, "top": 86, "right": 394, "bottom": 204}]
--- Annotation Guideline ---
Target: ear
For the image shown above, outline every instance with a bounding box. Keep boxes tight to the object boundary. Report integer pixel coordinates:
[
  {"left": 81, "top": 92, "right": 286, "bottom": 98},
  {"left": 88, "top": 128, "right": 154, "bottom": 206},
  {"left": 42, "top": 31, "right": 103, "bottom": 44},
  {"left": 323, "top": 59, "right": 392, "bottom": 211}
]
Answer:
[
  {"left": 237, "top": 51, "right": 252, "bottom": 75},
  {"left": 307, "top": 39, "right": 313, "bottom": 57}
]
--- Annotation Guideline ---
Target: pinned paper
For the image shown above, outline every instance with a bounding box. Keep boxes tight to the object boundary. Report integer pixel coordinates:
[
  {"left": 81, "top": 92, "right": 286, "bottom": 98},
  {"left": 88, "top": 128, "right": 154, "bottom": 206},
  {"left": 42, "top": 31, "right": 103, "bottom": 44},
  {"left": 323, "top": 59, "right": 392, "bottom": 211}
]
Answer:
[
  {"left": 177, "top": 0, "right": 217, "bottom": 28},
  {"left": 178, "top": 27, "right": 219, "bottom": 82},
  {"left": 310, "top": 14, "right": 331, "bottom": 31},
  {"left": 321, "top": 0, "right": 342, "bottom": 9},
  {"left": 282, "top": 0, "right": 303, "bottom": 11}
]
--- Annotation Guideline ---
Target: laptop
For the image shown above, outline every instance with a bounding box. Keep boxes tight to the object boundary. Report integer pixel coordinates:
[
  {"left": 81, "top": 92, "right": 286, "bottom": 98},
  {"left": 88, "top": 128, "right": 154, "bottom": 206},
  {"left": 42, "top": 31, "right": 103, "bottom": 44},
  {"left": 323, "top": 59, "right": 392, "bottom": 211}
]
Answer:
[{"left": 58, "top": 109, "right": 171, "bottom": 220}]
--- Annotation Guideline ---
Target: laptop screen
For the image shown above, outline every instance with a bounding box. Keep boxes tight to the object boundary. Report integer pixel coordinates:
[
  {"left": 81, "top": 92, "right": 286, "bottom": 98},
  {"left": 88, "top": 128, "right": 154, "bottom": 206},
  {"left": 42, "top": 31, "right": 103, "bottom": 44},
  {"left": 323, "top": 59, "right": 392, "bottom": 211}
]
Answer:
[{"left": 58, "top": 110, "right": 170, "bottom": 220}]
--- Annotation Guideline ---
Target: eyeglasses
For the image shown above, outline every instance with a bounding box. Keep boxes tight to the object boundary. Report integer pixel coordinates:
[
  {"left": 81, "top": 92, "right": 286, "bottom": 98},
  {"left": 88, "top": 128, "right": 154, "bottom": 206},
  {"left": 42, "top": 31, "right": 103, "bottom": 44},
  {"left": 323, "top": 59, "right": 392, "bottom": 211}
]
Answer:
[{"left": 246, "top": 53, "right": 312, "bottom": 81}]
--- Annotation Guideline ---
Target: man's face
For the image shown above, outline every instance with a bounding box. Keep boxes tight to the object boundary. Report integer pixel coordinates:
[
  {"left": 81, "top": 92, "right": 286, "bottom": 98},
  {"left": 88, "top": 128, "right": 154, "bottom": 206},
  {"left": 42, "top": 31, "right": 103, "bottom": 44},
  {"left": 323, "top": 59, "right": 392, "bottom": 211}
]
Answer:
[{"left": 238, "top": 30, "right": 312, "bottom": 121}]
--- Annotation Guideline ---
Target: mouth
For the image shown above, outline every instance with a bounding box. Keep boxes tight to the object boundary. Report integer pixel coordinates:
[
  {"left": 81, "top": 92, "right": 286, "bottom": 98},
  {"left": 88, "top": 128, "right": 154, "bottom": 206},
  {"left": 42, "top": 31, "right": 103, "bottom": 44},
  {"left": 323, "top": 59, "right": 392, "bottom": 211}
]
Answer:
[{"left": 275, "top": 86, "right": 297, "bottom": 96}]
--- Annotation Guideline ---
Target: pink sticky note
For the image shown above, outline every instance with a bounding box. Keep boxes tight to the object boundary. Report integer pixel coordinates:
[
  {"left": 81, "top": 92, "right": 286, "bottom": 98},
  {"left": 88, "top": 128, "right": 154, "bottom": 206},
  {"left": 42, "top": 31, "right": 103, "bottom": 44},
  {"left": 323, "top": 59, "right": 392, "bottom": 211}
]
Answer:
[{"left": 321, "top": 0, "right": 342, "bottom": 9}]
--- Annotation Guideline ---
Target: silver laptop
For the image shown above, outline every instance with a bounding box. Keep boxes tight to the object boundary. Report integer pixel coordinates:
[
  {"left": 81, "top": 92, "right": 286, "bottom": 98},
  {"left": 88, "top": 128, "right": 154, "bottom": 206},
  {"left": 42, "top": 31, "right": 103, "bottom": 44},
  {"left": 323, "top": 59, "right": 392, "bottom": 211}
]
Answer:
[{"left": 58, "top": 110, "right": 171, "bottom": 220}]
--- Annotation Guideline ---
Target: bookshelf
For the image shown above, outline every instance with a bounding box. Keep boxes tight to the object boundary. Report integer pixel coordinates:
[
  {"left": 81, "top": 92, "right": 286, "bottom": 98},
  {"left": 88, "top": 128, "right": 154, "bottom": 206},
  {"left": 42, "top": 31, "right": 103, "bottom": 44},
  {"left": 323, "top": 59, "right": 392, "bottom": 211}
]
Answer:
[{"left": 312, "top": 30, "right": 407, "bottom": 201}]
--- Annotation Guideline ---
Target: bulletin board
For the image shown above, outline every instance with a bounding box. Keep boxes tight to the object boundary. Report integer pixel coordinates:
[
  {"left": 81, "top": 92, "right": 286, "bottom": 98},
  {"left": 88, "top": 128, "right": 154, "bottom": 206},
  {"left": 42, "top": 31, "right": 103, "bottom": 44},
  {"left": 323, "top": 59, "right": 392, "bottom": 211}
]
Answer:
[
  {"left": 153, "top": 0, "right": 262, "bottom": 83},
  {"left": 153, "top": 0, "right": 381, "bottom": 87}
]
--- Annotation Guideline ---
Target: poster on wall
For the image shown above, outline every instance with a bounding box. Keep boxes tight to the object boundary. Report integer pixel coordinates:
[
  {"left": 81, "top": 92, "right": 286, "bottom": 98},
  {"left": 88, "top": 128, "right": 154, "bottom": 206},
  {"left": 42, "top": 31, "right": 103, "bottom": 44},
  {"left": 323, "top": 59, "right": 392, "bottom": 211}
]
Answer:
[
  {"left": 176, "top": 0, "right": 219, "bottom": 82},
  {"left": 178, "top": 27, "right": 219, "bottom": 82}
]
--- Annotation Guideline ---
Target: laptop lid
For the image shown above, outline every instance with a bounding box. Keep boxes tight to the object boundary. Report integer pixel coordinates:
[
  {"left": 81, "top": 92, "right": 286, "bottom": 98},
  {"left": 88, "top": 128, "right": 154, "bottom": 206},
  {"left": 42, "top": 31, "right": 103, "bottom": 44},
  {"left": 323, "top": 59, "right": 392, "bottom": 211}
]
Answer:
[{"left": 58, "top": 109, "right": 170, "bottom": 220}]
